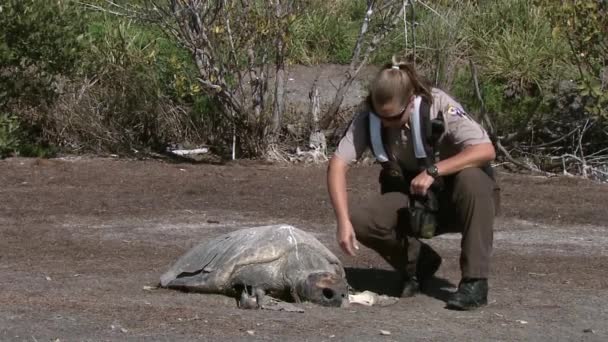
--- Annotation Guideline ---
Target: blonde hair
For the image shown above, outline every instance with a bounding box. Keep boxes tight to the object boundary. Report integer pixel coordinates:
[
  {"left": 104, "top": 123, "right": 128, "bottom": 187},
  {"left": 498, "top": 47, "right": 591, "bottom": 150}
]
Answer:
[{"left": 368, "top": 56, "right": 433, "bottom": 110}]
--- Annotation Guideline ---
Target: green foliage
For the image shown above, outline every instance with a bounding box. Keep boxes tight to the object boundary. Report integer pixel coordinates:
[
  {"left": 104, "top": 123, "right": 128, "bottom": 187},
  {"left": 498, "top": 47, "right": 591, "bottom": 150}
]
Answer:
[
  {"left": 289, "top": 0, "right": 365, "bottom": 64},
  {"left": 465, "top": 0, "right": 572, "bottom": 93},
  {"left": 0, "top": 113, "right": 21, "bottom": 158},
  {"left": 2, "top": 0, "right": 604, "bottom": 162},
  {"left": 394, "top": 1, "right": 574, "bottom": 136},
  {"left": 87, "top": 13, "right": 199, "bottom": 100},
  {"left": 0, "top": 0, "right": 88, "bottom": 107},
  {"left": 0, "top": 112, "right": 56, "bottom": 158},
  {"left": 45, "top": 16, "right": 207, "bottom": 153},
  {"left": 536, "top": 0, "right": 608, "bottom": 119},
  {"left": 370, "top": 1, "right": 472, "bottom": 89}
]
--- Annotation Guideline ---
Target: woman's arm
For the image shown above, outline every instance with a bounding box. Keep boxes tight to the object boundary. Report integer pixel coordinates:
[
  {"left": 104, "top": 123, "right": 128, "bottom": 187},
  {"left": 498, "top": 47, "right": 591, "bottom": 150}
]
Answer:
[
  {"left": 435, "top": 142, "right": 496, "bottom": 177},
  {"left": 327, "top": 155, "right": 359, "bottom": 255},
  {"left": 410, "top": 143, "right": 496, "bottom": 195}
]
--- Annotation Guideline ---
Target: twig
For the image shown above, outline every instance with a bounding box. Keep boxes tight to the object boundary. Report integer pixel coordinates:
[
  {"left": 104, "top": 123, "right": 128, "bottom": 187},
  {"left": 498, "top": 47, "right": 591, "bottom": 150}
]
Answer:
[
  {"left": 415, "top": 0, "right": 452, "bottom": 27},
  {"left": 587, "top": 146, "right": 608, "bottom": 157},
  {"left": 530, "top": 126, "right": 579, "bottom": 148},
  {"left": 469, "top": 60, "right": 495, "bottom": 136},
  {"left": 496, "top": 141, "right": 553, "bottom": 176},
  {"left": 576, "top": 119, "right": 592, "bottom": 178},
  {"left": 351, "top": 0, "right": 375, "bottom": 66},
  {"left": 409, "top": 0, "right": 416, "bottom": 67},
  {"left": 403, "top": 0, "right": 408, "bottom": 51}
]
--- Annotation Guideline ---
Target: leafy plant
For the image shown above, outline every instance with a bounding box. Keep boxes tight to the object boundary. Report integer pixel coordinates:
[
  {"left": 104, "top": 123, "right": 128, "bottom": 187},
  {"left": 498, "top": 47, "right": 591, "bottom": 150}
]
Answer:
[
  {"left": 0, "top": 0, "right": 87, "bottom": 108},
  {"left": 0, "top": 113, "right": 21, "bottom": 158},
  {"left": 289, "top": 2, "right": 360, "bottom": 64},
  {"left": 537, "top": 0, "right": 608, "bottom": 119}
]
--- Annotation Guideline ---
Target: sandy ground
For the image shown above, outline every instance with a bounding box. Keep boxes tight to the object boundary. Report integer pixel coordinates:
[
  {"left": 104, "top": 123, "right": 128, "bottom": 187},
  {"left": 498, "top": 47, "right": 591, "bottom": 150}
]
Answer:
[{"left": 1, "top": 156, "right": 607, "bottom": 341}]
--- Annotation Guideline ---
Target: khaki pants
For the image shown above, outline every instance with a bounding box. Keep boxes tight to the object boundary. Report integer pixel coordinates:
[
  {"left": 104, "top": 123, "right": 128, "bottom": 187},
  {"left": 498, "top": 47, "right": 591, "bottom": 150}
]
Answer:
[{"left": 350, "top": 167, "right": 500, "bottom": 279}]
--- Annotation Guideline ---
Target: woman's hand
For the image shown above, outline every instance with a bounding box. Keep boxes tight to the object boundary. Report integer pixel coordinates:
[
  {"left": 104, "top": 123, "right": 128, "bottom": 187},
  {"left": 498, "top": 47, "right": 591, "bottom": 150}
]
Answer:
[
  {"left": 336, "top": 220, "right": 359, "bottom": 256},
  {"left": 409, "top": 170, "right": 435, "bottom": 196}
]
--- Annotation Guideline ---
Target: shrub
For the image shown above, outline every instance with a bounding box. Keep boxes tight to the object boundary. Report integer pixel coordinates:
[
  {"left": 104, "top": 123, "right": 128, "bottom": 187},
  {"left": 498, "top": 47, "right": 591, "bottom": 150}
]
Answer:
[{"left": 0, "top": 0, "right": 87, "bottom": 108}]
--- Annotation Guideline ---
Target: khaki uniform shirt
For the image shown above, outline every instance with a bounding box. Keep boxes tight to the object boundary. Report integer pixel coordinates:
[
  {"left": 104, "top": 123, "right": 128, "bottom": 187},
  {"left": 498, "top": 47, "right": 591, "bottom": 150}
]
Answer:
[{"left": 335, "top": 88, "right": 491, "bottom": 172}]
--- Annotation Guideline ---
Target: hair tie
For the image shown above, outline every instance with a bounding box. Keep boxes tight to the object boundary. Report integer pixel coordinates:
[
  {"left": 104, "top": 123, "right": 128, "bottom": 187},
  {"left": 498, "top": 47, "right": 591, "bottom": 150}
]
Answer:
[{"left": 391, "top": 65, "right": 400, "bottom": 70}]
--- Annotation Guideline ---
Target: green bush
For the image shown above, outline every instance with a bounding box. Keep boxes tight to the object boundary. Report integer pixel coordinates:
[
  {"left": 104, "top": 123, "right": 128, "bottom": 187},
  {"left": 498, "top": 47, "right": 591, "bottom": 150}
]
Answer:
[
  {"left": 0, "top": 112, "right": 56, "bottom": 158},
  {"left": 42, "top": 16, "right": 208, "bottom": 154},
  {"left": 0, "top": 113, "right": 21, "bottom": 158},
  {"left": 2, "top": 0, "right": 604, "bottom": 164},
  {"left": 289, "top": 0, "right": 364, "bottom": 64},
  {"left": 537, "top": 0, "right": 608, "bottom": 120},
  {"left": 0, "top": 0, "right": 88, "bottom": 107}
]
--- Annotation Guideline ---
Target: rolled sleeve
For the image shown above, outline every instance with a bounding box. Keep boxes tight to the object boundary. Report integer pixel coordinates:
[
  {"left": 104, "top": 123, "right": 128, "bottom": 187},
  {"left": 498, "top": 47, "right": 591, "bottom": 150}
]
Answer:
[
  {"left": 334, "top": 111, "right": 370, "bottom": 164},
  {"left": 444, "top": 105, "right": 491, "bottom": 147}
]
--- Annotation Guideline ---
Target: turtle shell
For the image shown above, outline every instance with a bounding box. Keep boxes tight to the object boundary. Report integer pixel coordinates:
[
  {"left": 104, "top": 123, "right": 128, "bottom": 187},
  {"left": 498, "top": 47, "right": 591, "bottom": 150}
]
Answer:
[{"left": 160, "top": 225, "right": 344, "bottom": 296}]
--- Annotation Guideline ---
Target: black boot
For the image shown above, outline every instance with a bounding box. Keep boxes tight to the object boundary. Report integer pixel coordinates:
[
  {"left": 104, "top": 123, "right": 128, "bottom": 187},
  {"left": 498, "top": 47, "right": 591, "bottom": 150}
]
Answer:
[
  {"left": 446, "top": 278, "right": 488, "bottom": 310},
  {"left": 401, "top": 276, "right": 420, "bottom": 297},
  {"left": 400, "top": 246, "right": 442, "bottom": 298}
]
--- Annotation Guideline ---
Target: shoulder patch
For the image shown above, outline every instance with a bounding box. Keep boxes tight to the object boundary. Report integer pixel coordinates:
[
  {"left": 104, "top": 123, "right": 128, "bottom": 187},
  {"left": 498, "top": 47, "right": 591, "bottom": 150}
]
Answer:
[{"left": 447, "top": 106, "right": 470, "bottom": 120}]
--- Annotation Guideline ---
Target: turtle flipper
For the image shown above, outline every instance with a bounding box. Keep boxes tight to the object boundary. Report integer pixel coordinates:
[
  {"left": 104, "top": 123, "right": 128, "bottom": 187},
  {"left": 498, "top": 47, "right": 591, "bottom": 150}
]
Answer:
[
  {"left": 236, "top": 285, "right": 259, "bottom": 309},
  {"left": 259, "top": 295, "right": 305, "bottom": 313},
  {"left": 290, "top": 287, "right": 302, "bottom": 303}
]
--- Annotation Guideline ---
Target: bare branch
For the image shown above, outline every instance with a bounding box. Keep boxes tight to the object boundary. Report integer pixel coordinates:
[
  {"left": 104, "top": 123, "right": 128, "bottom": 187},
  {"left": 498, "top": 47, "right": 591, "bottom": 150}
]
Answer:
[
  {"left": 321, "top": 1, "right": 406, "bottom": 129},
  {"left": 469, "top": 59, "right": 495, "bottom": 136},
  {"left": 497, "top": 141, "right": 554, "bottom": 176},
  {"left": 350, "top": 1, "right": 376, "bottom": 67}
]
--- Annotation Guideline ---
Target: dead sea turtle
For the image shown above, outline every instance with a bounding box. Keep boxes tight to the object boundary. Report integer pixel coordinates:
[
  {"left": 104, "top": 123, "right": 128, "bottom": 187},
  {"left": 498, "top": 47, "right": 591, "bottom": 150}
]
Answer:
[{"left": 159, "top": 224, "right": 348, "bottom": 308}]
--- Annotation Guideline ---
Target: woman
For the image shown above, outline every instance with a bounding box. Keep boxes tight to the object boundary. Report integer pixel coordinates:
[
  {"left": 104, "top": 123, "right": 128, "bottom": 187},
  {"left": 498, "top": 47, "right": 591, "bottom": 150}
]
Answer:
[{"left": 326, "top": 58, "right": 500, "bottom": 310}]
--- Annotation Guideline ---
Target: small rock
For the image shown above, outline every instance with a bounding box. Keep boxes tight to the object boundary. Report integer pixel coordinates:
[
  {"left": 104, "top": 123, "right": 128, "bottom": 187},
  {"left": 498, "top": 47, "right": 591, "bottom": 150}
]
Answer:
[
  {"left": 142, "top": 286, "right": 156, "bottom": 291},
  {"left": 329, "top": 335, "right": 335, "bottom": 338},
  {"left": 583, "top": 328, "right": 595, "bottom": 334},
  {"left": 380, "top": 330, "right": 391, "bottom": 336},
  {"left": 516, "top": 320, "right": 528, "bottom": 324},
  {"left": 246, "top": 330, "right": 255, "bottom": 336},
  {"left": 45, "top": 276, "right": 52, "bottom": 281},
  {"left": 120, "top": 328, "right": 128, "bottom": 333}
]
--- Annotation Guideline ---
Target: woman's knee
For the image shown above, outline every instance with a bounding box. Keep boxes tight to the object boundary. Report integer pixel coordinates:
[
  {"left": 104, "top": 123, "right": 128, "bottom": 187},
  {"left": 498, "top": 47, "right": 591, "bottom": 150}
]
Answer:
[{"left": 350, "top": 192, "right": 409, "bottom": 240}]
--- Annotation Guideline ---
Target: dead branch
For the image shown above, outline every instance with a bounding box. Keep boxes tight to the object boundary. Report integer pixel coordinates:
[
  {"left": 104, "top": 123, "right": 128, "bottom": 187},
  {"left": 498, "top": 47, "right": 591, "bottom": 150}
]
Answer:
[
  {"left": 409, "top": 0, "right": 416, "bottom": 67},
  {"left": 496, "top": 141, "right": 555, "bottom": 176},
  {"left": 469, "top": 59, "right": 494, "bottom": 135},
  {"left": 320, "top": 0, "right": 406, "bottom": 130}
]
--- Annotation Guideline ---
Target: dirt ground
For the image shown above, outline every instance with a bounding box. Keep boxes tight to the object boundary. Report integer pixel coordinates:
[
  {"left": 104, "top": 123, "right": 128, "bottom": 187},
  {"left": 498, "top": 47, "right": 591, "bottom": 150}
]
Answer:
[{"left": 1, "top": 155, "right": 608, "bottom": 342}]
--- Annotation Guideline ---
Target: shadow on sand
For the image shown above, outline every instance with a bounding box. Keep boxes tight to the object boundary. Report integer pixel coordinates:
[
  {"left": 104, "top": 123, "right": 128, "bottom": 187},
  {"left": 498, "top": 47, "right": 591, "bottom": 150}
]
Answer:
[{"left": 345, "top": 267, "right": 457, "bottom": 303}]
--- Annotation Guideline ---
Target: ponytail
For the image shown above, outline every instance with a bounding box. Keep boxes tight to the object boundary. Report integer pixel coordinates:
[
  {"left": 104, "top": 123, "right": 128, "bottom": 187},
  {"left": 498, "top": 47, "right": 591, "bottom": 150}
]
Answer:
[{"left": 368, "top": 56, "right": 433, "bottom": 109}]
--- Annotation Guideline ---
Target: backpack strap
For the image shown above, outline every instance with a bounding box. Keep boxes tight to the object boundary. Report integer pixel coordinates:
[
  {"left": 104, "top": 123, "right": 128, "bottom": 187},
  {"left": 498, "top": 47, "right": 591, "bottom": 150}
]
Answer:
[
  {"left": 410, "top": 97, "right": 434, "bottom": 170},
  {"left": 369, "top": 112, "right": 389, "bottom": 163},
  {"left": 368, "top": 96, "right": 444, "bottom": 168}
]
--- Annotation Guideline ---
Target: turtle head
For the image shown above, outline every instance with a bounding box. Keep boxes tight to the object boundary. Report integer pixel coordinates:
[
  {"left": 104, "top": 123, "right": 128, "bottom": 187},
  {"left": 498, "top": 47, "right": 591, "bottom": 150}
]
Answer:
[{"left": 297, "top": 272, "right": 348, "bottom": 307}]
